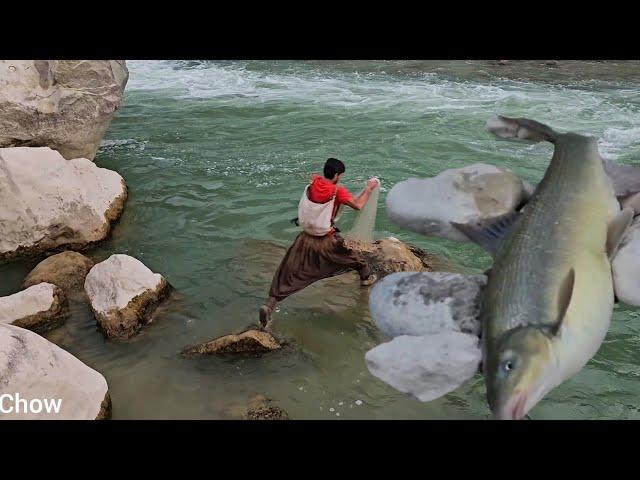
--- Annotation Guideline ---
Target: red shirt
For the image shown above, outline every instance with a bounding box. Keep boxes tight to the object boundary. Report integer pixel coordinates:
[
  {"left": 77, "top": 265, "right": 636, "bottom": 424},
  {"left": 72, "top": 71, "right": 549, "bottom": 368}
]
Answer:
[{"left": 308, "top": 174, "right": 354, "bottom": 223}]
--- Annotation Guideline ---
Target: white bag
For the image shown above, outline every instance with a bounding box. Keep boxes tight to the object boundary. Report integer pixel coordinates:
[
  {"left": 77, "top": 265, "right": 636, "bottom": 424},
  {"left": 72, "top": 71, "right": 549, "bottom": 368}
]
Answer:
[{"left": 298, "top": 184, "right": 336, "bottom": 236}]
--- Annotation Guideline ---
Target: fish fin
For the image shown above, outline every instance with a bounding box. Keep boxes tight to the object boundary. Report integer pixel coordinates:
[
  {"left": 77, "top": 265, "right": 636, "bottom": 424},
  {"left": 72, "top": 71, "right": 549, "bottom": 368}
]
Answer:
[
  {"left": 607, "top": 207, "right": 634, "bottom": 259},
  {"left": 451, "top": 211, "right": 521, "bottom": 257},
  {"left": 485, "top": 115, "right": 558, "bottom": 144},
  {"left": 603, "top": 158, "right": 640, "bottom": 199},
  {"left": 553, "top": 268, "right": 575, "bottom": 335}
]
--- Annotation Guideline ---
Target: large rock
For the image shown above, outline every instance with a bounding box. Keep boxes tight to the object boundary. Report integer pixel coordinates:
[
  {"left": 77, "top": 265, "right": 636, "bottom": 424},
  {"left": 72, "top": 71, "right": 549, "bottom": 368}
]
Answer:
[
  {"left": 386, "top": 163, "right": 526, "bottom": 242},
  {"left": 182, "top": 329, "right": 281, "bottom": 356},
  {"left": 369, "top": 271, "right": 486, "bottom": 338},
  {"left": 365, "top": 272, "right": 486, "bottom": 403},
  {"left": 0, "top": 60, "right": 128, "bottom": 161},
  {"left": 0, "top": 323, "right": 110, "bottom": 419},
  {"left": 613, "top": 217, "right": 640, "bottom": 306},
  {"left": 84, "top": 254, "right": 171, "bottom": 340},
  {"left": 23, "top": 251, "right": 94, "bottom": 301},
  {"left": 0, "top": 147, "right": 127, "bottom": 262},
  {"left": 348, "top": 237, "right": 445, "bottom": 279},
  {"left": 0, "top": 283, "right": 68, "bottom": 334},
  {"left": 365, "top": 332, "right": 482, "bottom": 402}
]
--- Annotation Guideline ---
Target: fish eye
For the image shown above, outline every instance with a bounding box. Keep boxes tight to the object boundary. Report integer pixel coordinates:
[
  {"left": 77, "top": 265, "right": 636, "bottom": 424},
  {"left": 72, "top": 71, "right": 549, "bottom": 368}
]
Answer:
[{"left": 502, "top": 360, "right": 515, "bottom": 372}]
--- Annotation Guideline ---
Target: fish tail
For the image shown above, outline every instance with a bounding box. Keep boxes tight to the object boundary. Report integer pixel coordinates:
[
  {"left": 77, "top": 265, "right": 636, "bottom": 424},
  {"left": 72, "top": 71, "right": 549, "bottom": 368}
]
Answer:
[{"left": 486, "top": 115, "right": 559, "bottom": 144}]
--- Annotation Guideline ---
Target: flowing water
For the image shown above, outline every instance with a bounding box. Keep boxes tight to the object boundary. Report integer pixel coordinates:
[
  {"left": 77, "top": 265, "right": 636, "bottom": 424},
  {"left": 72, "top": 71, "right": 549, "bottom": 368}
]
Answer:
[{"left": 3, "top": 60, "right": 640, "bottom": 419}]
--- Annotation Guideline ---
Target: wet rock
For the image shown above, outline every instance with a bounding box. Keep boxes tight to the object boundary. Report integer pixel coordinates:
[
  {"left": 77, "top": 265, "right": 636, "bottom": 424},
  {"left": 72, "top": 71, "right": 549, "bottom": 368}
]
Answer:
[
  {"left": 0, "top": 147, "right": 127, "bottom": 262},
  {"left": 386, "top": 163, "right": 526, "bottom": 242},
  {"left": 0, "top": 283, "right": 68, "bottom": 334},
  {"left": 348, "top": 237, "right": 442, "bottom": 280},
  {"left": 23, "top": 251, "right": 94, "bottom": 301},
  {"left": 0, "top": 323, "right": 110, "bottom": 419},
  {"left": 244, "top": 394, "right": 289, "bottom": 420},
  {"left": 0, "top": 60, "right": 128, "bottom": 160},
  {"left": 613, "top": 217, "right": 640, "bottom": 306},
  {"left": 365, "top": 332, "right": 481, "bottom": 402},
  {"left": 84, "top": 254, "right": 171, "bottom": 340},
  {"left": 369, "top": 271, "right": 487, "bottom": 338},
  {"left": 182, "top": 329, "right": 281, "bottom": 356}
]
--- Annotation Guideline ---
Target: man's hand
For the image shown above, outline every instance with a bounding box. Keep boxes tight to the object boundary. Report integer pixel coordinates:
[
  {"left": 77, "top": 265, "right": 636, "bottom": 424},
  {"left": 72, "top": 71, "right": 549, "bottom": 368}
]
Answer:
[{"left": 366, "top": 178, "right": 379, "bottom": 191}]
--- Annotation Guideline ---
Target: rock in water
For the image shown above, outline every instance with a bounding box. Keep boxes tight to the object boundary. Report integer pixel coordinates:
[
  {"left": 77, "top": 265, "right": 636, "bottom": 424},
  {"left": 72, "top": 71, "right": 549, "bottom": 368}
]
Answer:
[
  {"left": 0, "top": 147, "right": 127, "bottom": 262},
  {"left": 386, "top": 163, "right": 526, "bottom": 242},
  {"left": 365, "top": 332, "right": 482, "bottom": 402},
  {"left": 0, "top": 60, "right": 128, "bottom": 160},
  {"left": 244, "top": 394, "right": 289, "bottom": 420},
  {"left": 182, "top": 330, "right": 281, "bottom": 356},
  {"left": 0, "top": 283, "right": 68, "bottom": 334},
  {"left": 84, "top": 254, "right": 171, "bottom": 340},
  {"left": 369, "top": 272, "right": 487, "bottom": 338},
  {"left": 613, "top": 216, "right": 640, "bottom": 306},
  {"left": 348, "top": 237, "right": 433, "bottom": 279},
  {"left": 23, "top": 252, "right": 94, "bottom": 301},
  {"left": 0, "top": 323, "right": 110, "bottom": 419}
]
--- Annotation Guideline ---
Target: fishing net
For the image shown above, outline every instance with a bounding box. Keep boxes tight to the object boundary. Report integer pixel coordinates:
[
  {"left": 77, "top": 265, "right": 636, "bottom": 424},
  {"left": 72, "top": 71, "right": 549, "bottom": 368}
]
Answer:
[{"left": 343, "top": 181, "right": 380, "bottom": 251}]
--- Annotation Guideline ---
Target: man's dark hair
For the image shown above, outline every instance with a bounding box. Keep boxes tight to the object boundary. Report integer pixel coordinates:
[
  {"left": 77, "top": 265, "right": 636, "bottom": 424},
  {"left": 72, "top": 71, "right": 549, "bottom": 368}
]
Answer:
[{"left": 324, "top": 158, "right": 346, "bottom": 179}]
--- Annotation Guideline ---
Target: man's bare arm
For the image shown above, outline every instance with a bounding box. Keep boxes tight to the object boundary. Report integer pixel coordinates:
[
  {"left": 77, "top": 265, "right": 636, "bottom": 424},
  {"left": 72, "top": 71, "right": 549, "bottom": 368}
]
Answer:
[{"left": 344, "top": 178, "right": 379, "bottom": 211}]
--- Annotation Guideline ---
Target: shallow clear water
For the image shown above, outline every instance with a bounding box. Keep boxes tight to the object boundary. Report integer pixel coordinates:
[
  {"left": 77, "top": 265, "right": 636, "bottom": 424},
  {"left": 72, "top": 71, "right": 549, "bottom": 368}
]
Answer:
[{"left": 3, "top": 60, "right": 640, "bottom": 419}]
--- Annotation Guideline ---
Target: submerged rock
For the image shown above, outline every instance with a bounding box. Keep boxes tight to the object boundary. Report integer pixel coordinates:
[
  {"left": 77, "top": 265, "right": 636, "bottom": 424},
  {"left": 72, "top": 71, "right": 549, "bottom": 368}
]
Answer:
[
  {"left": 23, "top": 251, "right": 94, "bottom": 301},
  {"left": 0, "top": 60, "right": 128, "bottom": 160},
  {"left": 244, "top": 394, "right": 289, "bottom": 420},
  {"left": 613, "top": 217, "right": 640, "bottom": 306},
  {"left": 369, "top": 271, "right": 486, "bottom": 338},
  {"left": 386, "top": 163, "right": 526, "bottom": 242},
  {"left": 0, "top": 323, "right": 110, "bottom": 419},
  {"left": 182, "top": 329, "right": 281, "bottom": 356},
  {"left": 365, "top": 332, "right": 482, "bottom": 402},
  {"left": 0, "top": 283, "right": 68, "bottom": 334},
  {"left": 0, "top": 147, "right": 127, "bottom": 262},
  {"left": 84, "top": 254, "right": 171, "bottom": 340}
]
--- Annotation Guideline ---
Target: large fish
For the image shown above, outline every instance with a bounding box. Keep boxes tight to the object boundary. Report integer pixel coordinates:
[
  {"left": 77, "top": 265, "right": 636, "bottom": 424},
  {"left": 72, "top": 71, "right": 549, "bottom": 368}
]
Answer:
[{"left": 453, "top": 116, "right": 635, "bottom": 419}]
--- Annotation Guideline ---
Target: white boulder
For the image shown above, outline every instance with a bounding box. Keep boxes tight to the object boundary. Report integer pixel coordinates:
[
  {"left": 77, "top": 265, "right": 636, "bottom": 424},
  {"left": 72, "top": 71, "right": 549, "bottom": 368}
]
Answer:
[
  {"left": 0, "top": 60, "right": 128, "bottom": 161},
  {"left": 369, "top": 272, "right": 486, "bottom": 337},
  {"left": 84, "top": 254, "right": 171, "bottom": 340},
  {"left": 365, "top": 271, "right": 486, "bottom": 402},
  {"left": 386, "top": 163, "right": 526, "bottom": 241},
  {"left": 0, "top": 147, "right": 127, "bottom": 262},
  {"left": 365, "top": 332, "right": 482, "bottom": 402},
  {"left": 0, "top": 282, "right": 68, "bottom": 333},
  {"left": 0, "top": 323, "right": 110, "bottom": 419},
  {"left": 613, "top": 216, "right": 640, "bottom": 306}
]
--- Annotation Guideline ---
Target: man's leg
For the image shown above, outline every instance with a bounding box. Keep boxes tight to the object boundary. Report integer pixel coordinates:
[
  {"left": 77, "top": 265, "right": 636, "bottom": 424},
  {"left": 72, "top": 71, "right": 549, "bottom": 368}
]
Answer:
[{"left": 330, "top": 235, "right": 377, "bottom": 286}]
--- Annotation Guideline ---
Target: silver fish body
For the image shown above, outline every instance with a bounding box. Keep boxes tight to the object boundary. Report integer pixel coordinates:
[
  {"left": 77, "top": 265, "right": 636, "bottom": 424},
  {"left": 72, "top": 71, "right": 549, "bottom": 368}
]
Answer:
[{"left": 481, "top": 126, "right": 621, "bottom": 419}]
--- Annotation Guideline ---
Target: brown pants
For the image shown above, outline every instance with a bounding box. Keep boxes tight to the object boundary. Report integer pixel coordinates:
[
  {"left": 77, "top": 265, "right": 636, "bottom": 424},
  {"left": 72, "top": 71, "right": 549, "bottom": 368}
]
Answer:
[{"left": 264, "top": 232, "right": 371, "bottom": 312}]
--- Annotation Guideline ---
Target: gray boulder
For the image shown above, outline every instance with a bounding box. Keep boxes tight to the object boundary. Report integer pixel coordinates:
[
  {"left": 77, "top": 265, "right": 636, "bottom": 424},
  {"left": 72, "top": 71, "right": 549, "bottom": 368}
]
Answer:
[{"left": 386, "top": 163, "right": 526, "bottom": 241}]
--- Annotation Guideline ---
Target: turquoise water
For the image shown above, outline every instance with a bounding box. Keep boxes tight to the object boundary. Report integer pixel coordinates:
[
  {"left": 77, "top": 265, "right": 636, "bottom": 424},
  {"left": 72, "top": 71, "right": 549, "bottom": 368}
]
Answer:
[{"left": 3, "top": 60, "right": 640, "bottom": 419}]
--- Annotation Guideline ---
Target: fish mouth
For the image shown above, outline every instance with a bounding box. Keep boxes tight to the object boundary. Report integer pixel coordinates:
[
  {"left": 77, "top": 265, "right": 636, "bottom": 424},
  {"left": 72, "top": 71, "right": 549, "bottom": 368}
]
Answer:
[{"left": 496, "top": 391, "right": 528, "bottom": 420}]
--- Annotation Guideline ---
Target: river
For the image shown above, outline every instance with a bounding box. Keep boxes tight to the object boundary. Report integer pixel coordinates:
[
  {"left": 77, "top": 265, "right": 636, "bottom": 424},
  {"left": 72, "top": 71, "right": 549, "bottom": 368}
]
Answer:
[{"left": 2, "top": 60, "right": 640, "bottom": 419}]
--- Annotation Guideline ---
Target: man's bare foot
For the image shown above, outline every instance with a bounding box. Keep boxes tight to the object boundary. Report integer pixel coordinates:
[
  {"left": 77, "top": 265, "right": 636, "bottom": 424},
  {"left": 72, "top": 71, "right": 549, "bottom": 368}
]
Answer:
[
  {"left": 259, "top": 305, "right": 271, "bottom": 328},
  {"left": 361, "top": 274, "right": 378, "bottom": 287}
]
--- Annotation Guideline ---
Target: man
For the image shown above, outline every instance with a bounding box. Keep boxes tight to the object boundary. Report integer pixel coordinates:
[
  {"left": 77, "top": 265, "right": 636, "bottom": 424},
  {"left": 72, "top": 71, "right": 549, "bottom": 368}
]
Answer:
[{"left": 259, "top": 157, "right": 379, "bottom": 329}]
